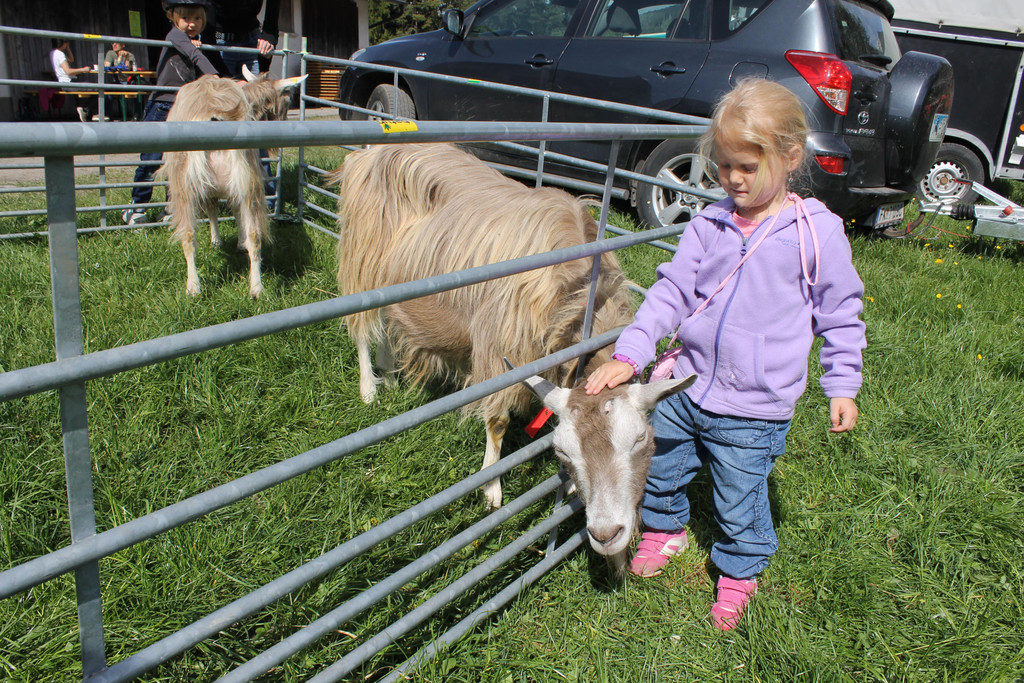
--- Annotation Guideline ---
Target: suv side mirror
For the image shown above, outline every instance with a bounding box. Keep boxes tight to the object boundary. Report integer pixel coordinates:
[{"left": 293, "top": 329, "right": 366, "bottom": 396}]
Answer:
[{"left": 443, "top": 9, "right": 465, "bottom": 37}]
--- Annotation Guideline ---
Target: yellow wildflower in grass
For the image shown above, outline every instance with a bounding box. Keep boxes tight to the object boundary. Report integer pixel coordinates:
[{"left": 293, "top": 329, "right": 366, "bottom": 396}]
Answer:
[
  {"left": 948, "top": 243, "right": 955, "bottom": 248},
  {"left": 957, "top": 304, "right": 963, "bottom": 309},
  {"left": 936, "top": 293, "right": 943, "bottom": 298},
  {"left": 978, "top": 354, "right": 983, "bottom": 360},
  {"left": 996, "top": 245, "right": 1003, "bottom": 250},
  {"left": 935, "top": 258, "right": 943, "bottom": 263},
  {"left": 866, "top": 296, "right": 875, "bottom": 303}
]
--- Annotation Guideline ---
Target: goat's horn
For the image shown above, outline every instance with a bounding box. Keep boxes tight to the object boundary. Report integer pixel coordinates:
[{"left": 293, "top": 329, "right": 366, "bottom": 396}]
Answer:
[
  {"left": 242, "top": 64, "right": 258, "bottom": 82},
  {"left": 504, "top": 358, "right": 569, "bottom": 414},
  {"left": 276, "top": 73, "right": 309, "bottom": 90}
]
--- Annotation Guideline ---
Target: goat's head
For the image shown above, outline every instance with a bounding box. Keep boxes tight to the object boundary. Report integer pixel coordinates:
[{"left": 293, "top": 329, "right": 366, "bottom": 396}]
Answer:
[
  {"left": 241, "top": 64, "right": 309, "bottom": 122},
  {"left": 517, "top": 369, "right": 696, "bottom": 574}
]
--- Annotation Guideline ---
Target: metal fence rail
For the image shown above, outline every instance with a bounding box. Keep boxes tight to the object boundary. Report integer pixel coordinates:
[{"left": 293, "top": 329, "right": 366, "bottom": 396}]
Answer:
[{"left": 0, "top": 103, "right": 699, "bottom": 681}]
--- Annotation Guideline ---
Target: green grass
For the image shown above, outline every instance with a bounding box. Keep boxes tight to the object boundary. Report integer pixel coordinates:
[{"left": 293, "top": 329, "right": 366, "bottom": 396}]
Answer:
[{"left": 1, "top": 155, "right": 1022, "bottom": 682}]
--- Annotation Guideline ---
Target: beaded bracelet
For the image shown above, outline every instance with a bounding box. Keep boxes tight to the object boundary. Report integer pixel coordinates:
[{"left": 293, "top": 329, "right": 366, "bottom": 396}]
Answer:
[{"left": 611, "top": 353, "right": 641, "bottom": 376}]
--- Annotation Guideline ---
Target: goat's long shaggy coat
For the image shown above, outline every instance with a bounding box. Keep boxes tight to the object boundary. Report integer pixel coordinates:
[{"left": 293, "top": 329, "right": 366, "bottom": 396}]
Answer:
[
  {"left": 330, "top": 143, "right": 635, "bottom": 507},
  {"left": 162, "top": 73, "right": 299, "bottom": 298}
]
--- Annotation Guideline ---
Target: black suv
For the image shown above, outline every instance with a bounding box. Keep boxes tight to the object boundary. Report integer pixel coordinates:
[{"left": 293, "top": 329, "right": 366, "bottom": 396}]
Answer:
[{"left": 339, "top": 0, "right": 953, "bottom": 230}]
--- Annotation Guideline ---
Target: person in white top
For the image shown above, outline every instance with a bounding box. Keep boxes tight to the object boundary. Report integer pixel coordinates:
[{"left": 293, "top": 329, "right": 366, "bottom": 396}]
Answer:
[{"left": 50, "top": 38, "right": 94, "bottom": 121}]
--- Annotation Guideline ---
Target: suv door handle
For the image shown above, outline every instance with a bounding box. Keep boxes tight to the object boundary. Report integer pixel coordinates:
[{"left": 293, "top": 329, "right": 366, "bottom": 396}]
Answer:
[
  {"left": 525, "top": 55, "right": 555, "bottom": 67},
  {"left": 651, "top": 62, "right": 687, "bottom": 76},
  {"left": 853, "top": 90, "right": 878, "bottom": 103}
]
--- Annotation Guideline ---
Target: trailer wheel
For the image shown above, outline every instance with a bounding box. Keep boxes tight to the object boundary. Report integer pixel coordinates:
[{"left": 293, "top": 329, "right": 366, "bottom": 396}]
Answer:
[{"left": 918, "top": 143, "right": 983, "bottom": 204}]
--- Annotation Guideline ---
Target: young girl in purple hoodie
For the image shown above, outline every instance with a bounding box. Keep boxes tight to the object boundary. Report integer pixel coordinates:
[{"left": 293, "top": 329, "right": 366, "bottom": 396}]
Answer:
[{"left": 585, "top": 79, "right": 866, "bottom": 630}]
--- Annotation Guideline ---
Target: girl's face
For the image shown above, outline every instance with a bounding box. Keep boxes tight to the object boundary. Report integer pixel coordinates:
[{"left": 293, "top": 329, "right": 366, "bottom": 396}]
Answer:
[
  {"left": 715, "top": 140, "right": 798, "bottom": 221},
  {"left": 171, "top": 8, "right": 206, "bottom": 37}
]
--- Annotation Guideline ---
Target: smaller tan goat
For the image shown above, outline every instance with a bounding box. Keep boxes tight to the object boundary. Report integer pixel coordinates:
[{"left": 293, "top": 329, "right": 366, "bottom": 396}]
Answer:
[{"left": 162, "top": 66, "right": 306, "bottom": 298}]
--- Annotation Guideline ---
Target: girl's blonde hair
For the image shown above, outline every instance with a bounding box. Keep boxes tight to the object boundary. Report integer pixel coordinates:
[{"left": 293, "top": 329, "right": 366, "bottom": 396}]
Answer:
[{"left": 699, "top": 79, "right": 809, "bottom": 200}]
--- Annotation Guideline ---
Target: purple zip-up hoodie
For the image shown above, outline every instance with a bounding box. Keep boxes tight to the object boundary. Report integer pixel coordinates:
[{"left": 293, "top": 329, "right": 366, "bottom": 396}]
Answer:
[{"left": 615, "top": 196, "right": 865, "bottom": 420}]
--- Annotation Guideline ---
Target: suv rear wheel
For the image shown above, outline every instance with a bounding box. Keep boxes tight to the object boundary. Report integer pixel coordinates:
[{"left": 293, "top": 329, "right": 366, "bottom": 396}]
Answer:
[
  {"left": 365, "top": 84, "right": 417, "bottom": 120},
  {"left": 636, "top": 139, "right": 720, "bottom": 228}
]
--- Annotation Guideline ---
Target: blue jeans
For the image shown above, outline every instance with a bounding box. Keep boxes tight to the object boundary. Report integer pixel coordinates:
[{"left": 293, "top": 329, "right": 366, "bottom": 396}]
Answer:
[
  {"left": 131, "top": 99, "right": 173, "bottom": 206},
  {"left": 643, "top": 391, "right": 791, "bottom": 580},
  {"left": 216, "top": 30, "right": 261, "bottom": 79}
]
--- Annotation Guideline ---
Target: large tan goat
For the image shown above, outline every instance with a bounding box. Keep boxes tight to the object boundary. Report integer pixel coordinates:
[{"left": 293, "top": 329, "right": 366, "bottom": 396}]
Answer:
[
  {"left": 330, "top": 143, "right": 636, "bottom": 509},
  {"left": 162, "top": 67, "right": 306, "bottom": 298}
]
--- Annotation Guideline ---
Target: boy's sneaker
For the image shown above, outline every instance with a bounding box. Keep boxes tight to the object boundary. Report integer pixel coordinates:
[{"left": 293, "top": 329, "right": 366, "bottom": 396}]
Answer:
[
  {"left": 76, "top": 107, "right": 91, "bottom": 122},
  {"left": 711, "top": 576, "right": 758, "bottom": 631},
  {"left": 628, "top": 529, "right": 688, "bottom": 577},
  {"left": 121, "top": 208, "right": 147, "bottom": 226}
]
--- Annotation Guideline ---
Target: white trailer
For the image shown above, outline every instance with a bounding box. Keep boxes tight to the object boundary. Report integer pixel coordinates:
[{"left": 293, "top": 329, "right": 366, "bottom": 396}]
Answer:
[{"left": 890, "top": 0, "right": 1024, "bottom": 202}]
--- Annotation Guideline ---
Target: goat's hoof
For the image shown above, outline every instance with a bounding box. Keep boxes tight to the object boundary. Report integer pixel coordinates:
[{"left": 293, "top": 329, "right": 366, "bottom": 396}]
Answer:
[
  {"left": 482, "top": 484, "right": 503, "bottom": 509},
  {"left": 359, "top": 387, "right": 378, "bottom": 404}
]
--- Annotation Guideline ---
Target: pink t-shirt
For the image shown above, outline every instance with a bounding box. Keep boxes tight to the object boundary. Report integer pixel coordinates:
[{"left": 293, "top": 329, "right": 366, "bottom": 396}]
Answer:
[{"left": 733, "top": 212, "right": 761, "bottom": 238}]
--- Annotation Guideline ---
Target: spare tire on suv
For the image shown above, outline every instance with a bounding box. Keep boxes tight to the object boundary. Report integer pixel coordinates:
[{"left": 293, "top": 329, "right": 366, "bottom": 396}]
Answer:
[{"left": 886, "top": 51, "right": 955, "bottom": 186}]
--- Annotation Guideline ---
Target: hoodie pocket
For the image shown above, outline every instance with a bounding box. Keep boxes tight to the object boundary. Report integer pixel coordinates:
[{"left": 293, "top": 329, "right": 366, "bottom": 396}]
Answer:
[{"left": 715, "top": 321, "right": 785, "bottom": 409}]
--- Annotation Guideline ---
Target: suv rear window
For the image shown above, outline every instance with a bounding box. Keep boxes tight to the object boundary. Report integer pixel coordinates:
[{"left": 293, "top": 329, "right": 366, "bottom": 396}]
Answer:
[
  {"left": 832, "top": 0, "right": 901, "bottom": 65},
  {"left": 726, "top": 0, "right": 770, "bottom": 31}
]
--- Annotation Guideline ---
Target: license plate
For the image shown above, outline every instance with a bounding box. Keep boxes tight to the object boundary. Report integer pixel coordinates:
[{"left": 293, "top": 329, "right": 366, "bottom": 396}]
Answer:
[{"left": 873, "top": 202, "right": 905, "bottom": 230}]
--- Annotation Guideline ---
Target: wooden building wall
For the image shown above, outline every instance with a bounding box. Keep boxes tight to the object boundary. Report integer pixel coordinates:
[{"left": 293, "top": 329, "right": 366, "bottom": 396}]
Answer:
[{"left": 303, "top": 0, "right": 359, "bottom": 63}]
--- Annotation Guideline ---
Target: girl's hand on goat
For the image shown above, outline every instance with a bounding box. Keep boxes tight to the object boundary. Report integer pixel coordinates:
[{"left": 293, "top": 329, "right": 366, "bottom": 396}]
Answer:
[
  {"left": 828, "top": 397, "right": 858, "bottom": 433},
  {"left": 585, "top": 360, "right": 634, "bottom": 395}
]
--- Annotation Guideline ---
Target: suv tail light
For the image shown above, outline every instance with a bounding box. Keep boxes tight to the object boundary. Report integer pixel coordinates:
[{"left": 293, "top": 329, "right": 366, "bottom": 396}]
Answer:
[
  {"left": 786, "top": 50, "right": 852, "bottom": 115},
  {"left": 814, "top": 155, "right": 846, "bottom": 174}
]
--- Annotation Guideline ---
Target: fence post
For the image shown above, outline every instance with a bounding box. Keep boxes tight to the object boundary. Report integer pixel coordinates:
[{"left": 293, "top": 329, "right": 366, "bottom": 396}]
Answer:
[
  {"left": 536, "top": 94, "right": 550, "bottom": 188},
  {"left": 297, "top": 42, "right": 308, "bottom": 226},
  {"left": 96, "top": 43, "right": 109, "bottom": 229},
  {"left": 45, "top": 154, "right": 106, "bottom": 675},
  {"left": 578, "top": 139, "right": 620, "bottom": 366},
  {"left": 271, "top": 34, "right": 289, "bottom": 220}
]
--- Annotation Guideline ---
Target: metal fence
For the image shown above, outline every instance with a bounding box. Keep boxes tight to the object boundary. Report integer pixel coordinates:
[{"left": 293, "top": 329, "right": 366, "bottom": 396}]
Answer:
[{"left": 0, "top": 29, "right": 713, "bottom": 682}]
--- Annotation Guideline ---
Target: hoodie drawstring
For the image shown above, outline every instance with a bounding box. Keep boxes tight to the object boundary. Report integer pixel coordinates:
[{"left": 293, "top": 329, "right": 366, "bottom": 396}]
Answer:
[{"left": 791, "top": 192, "right": 820, "bottom": 286}]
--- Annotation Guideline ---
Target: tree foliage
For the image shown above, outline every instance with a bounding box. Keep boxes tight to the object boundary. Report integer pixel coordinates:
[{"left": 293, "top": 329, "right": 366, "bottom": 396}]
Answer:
[{"left": 369, "top": 0, "right": 476, "bottom": 45}]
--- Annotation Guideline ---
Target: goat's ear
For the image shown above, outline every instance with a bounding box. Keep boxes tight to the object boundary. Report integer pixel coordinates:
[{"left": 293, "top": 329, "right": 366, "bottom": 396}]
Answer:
[
  {"left": 242, "top": 64, "right": 258, "bottom": 82},
  {"left": 503, "top": 357, "right": 571, "bottom": 414},
  {"left": 277, "top": 73, "right": 309, "bottom": 91},
  {"left": 627, "top": 374, "right": 697, "bottom": 412}
]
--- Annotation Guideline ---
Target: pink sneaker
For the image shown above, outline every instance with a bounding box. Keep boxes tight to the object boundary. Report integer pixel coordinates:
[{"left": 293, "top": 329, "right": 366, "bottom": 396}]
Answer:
[
  {"left": 711, "top": 576, "right": 758, "bottom": 630},
  {"left": 628, "top": 530, "right": 688, "bottom": 577}
]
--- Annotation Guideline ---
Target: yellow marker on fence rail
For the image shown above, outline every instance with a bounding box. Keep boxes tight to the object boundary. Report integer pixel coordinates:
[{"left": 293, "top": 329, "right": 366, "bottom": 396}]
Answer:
[{"left": 379, "top": 120, "right": 419, "bottom": 133}]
